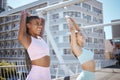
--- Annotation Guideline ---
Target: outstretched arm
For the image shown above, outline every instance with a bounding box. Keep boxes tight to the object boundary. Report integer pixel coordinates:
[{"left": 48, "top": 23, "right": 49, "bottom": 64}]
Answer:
[
  {"left": 69, "top": 17, "right": 85, "bottom": 47},
  {"left": 66, "top": 16, "right": 84, "bottom": 57},
  {"left": 18, "top": 11, "right": 30, "bottom": 49}
]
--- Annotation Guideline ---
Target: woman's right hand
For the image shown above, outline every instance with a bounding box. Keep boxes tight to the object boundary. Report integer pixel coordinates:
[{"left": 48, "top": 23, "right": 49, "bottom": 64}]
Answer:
[{"left": 21, "top": 10, "right": 31, "bottom": 17}]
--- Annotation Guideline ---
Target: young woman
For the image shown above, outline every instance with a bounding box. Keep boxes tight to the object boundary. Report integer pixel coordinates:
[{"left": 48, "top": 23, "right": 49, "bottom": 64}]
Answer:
[
  {"left": 18, "top": 11, "right": 51, "bottom": 80},
  {"left": 66, "top": 17, "right": 95, "bottom": 80}
]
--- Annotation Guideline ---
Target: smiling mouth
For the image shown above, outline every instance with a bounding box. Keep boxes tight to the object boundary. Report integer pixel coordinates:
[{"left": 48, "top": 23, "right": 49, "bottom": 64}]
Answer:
[{"left": 37, "top": 29, "right": 41, "bottom": 31}]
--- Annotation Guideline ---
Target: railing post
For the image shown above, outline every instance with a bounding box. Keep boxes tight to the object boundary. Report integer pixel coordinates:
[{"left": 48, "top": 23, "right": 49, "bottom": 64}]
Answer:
[
  {"left": 18, "top": 72, "right": 22, "bottom": 80},
  {"left": 55, "top": 67, "right": 59, "bottom": 79},
  {"left": 75, "top": 64, "right": 79, "bottom": 74}
]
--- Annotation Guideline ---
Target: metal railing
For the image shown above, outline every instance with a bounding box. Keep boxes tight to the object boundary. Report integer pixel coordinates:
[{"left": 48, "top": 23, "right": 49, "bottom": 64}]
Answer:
[
  {"left": 0, "top": 65, "right": 28, "bottom": 80},
  {"left": 0, "top": 60, "right": 116, "bottom": 80}
]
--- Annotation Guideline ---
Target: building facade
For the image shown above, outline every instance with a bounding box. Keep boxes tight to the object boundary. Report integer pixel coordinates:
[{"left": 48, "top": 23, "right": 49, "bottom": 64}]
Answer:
[
  {"left": 0, "top": 0, "right": 104, "bottom": 64},
  {"left": 111, "top": 19, "right": 120, "bottom": 61},
  {"left": 0, "top": 0, "right": 7, "bottom": 12},
  {"left": 0, "top": 0, "right": 105, "bottom": 78},
  {"left": 112, "top": 19, "right": 120, "bottom": 39}
]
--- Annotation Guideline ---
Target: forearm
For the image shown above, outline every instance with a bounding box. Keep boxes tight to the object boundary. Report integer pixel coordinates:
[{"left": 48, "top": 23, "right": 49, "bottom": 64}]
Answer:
[{"left": 18, "top": 12, "right": 27, "bottom": 40}]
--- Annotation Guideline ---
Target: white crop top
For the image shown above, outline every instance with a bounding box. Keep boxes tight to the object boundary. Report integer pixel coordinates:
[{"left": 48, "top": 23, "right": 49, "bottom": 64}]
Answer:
[{"left": 27, "top": 36, "right": 50, "bottom": 60}]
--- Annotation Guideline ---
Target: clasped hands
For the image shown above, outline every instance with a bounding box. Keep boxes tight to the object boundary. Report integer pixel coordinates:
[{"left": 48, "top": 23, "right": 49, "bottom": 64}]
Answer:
[{"left": 66, "top": 16, "right": 85, "bottom": 57}]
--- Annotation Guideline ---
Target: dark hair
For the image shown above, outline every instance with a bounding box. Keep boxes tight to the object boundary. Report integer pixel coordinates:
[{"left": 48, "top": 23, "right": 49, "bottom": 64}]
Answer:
[
  {"left": 26, "top": 16, "right": 45, "bottom": 37},
  {"left": 25, "top": 16, "right": 45, "bottom": 71}
]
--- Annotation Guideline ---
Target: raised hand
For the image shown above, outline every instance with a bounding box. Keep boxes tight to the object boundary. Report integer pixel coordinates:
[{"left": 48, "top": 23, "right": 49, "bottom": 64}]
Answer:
[
  {"left": 66, "top": 16, "right": 85, "bottom": 57},
  {"left": 21, "top": 10, "right": 31, "bottom": 17}
]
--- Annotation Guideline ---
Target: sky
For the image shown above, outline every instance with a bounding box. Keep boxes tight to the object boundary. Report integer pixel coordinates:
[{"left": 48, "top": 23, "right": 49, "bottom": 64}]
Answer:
[{"left": 7, "top": 0, "right": 120, "bottom": 39}]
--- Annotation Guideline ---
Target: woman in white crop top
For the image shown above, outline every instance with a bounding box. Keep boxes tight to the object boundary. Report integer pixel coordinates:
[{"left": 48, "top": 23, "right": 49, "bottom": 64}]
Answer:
[{"left": 18, "top": 10, "right": 51, "bottom": 80}]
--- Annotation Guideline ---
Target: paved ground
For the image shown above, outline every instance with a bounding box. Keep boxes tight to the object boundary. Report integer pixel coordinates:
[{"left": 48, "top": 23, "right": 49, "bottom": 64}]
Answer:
[
  {"left": 95, "top": 68, "right": 120, "bottom": 80},
  {"left": 95, "top": 65, "right": 120, "bottom": 80},
  {"left": 53, "top": 65, "right": 120, "bottom": 80}
]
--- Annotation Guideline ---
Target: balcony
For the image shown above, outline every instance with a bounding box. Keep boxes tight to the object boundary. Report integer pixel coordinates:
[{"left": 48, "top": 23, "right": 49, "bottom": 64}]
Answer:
[
  {"left": 11, "top": 26, "right": 19, "bottom": 31},
  {"left": 12, "top": 15, "right": 20, "bottom": 20}
]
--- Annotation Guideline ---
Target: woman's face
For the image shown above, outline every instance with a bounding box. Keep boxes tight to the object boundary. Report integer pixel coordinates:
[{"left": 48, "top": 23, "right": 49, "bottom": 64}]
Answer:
[{"left": 27, "top": 18, "right": 44, "bottom": 37}]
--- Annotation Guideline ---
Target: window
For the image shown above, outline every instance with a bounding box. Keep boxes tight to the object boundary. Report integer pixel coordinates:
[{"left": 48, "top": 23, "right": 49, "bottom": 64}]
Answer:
[
  {"left": 86, "top": 37, "right": 92, "bottom": 43},
  {"left": 75, "top": 3, "right": 81, "bottom": 6},
  {"left": 11, "top": 32, "right": 15, "bottom": 38},
  {"left": 63, "top": 12, "right": 81, "bottom": 17},
  {"left": 98, "top": 29, "right": 103, "bottom": 33},
  {"left": 11, "top": 41, "right": 14, "bottom": 47},
  {"left": 14, "top": 42, "right": 17, "bottom": 47},
  {"left": 93, "top": 17, "right": 98, "bottom": 23},
  {"left": 54, "top": 37, "right": 59, "bottom": 43},
  {"left": 93, "top": 28, "right": 98, "bottom": 32},
  {"left": 30, "top": 10, "right": 36, "bottom": 14},
  {"left": 64, "top": 49, "right": 71, "bottom": 54},
  {"left": 94, "top": 38, "right": 98, "bottom": 43},
  {"left": 63, "top": 24, "right": 68, "bottom": 29},
  {"left": 93, "top": 17, "right": 103, "bottom": 24},
  {"left": 0, "top": 27, "right": 3, "bottom": 31},
  {"left": 1, "top": 43, "right": 4, "bottom": 48},
  {"left": 0, "top": 34, "right": 1, "bottom": 39},
  {"left": 100, "top": 49, "right": 104, "bottom": 54},
  {"left": 0, "top": 43, "right": 1, "bottom": 48},
  {"left": 12, "top": 23, "right": 16, "bottom": 29},
  {"left": 78, "top": 24, "right": 81, "bottom": 27},
  {"left": 63, "top": 36, "right": 69, "bottom": 42},
  {"left": 5, "top": 33, "right": 9, "bottom": 39},
  {"left": 99, "top": 39, "right": 104, "bottom": 44},
  {"left": 82, "top": 3, "right": 91, "bottom": 11},
  {"left": 5, "top": 25, "right": 9, "bottom": 30},
  {"left": 63, "top": 0, "right": 69, "bottom": 1},
  {"left": 93, "top": 28, "right": 103, "bottom": 33},
  {"left": 83, "top": 14, "right": 91, "bottom": 22},
  {"left": 51, "top": 25, "right": 59, "bottom": 31},
  {"left": 99, "top": 19, "right": 103, "bottom": 23},
  {"left": 1, "top": 34, "right": 4, "bottom": 39},
  {"left": 4, "top": 42, "right": 7, "bottom": 48},
  {"left": 94, "top": 49, "right": 98, "bottom": 54},
  {"left": 52, "top": 13, "right": 59, "bottom": 19},
  {"left": 12, "top": 15, "right": 19, "bottom": 20},
  {"left": 8, "top": 42, "right": 10, "bottom": 48},
  {"left": 5, "top": 17, "right": 11, "bottom": 22},
  {"left": 92, "top": 7, "right": 102, "bottom": 14}
]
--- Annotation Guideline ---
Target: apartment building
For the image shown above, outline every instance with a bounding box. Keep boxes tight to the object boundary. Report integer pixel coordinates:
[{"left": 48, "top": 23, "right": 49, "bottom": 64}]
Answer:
[
  {"left": 0, "top": 0, "right": 105, "bottom": 78},
  {"left": 0, "top": 0, "right": 7, "bottom": 12},
  {"left": 0, "top": 0, "right": 104, "bottom": 63}
]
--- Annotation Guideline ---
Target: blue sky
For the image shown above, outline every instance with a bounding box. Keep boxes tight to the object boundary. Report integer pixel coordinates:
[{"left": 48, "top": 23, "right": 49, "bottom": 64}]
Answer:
[
  {"left": 7, "top": 0, "right": 120, "bottom": 39},
  {"left": 100, "top": 0, "right": 120, "bottom": 39}
]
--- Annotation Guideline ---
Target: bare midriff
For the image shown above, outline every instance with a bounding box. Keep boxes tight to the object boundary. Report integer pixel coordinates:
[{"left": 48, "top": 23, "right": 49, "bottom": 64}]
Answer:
[
  {"left": 81, "top": 60, "right": 95, "bottom": 72},
  {"left": 31, "top": 56, "right": 50, "bottom": 67}
]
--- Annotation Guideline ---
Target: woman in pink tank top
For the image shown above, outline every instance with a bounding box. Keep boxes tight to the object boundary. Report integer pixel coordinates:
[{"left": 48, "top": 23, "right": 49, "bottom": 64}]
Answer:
[{"left": 18, "top": 10, "right": 51, "bottom": 80}]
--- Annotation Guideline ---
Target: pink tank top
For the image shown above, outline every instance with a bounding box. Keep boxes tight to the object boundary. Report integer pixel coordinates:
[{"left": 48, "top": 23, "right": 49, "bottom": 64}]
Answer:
[{"left": 27, "top": 36, "right": 50, "bottom": 60}]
